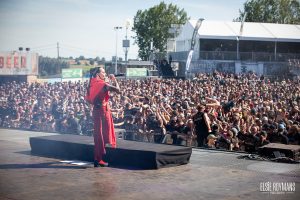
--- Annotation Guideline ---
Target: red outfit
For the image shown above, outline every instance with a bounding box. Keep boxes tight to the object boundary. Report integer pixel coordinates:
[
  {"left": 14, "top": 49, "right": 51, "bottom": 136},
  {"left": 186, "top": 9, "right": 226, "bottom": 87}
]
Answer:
[{"left": 86, "top": 78, "right": 116, "bottom": 162}]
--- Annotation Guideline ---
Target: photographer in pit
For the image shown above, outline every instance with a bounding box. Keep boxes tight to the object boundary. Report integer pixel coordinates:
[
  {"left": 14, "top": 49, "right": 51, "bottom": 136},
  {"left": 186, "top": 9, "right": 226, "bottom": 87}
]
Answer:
[
  {"left": 145, "top": 105, "right": 164, "bottom": 143},
  {"left": 123, "top": 103, "right": 141, "bottom": 140}
]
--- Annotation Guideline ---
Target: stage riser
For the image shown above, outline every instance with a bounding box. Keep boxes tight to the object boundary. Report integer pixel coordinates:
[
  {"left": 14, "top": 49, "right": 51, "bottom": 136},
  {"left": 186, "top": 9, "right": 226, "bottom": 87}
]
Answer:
[
  {"left": 106, "top": 149, "right": 157, "bottom": 169},
  {"left": 30, "top": 134, "right": 192, "bottom": 169},
  {"left": 30, "top": 139, "right": 94, "bottom": 161}
]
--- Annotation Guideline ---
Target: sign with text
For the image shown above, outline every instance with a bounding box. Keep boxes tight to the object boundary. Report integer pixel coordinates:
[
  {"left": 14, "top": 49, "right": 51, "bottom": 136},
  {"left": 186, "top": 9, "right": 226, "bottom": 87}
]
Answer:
[
  {"left": 126, "top": 68, "right": 148, "bottom": 77},
  {"left": 189, "top": 60, "right": 235, "bottom": 73},
  {"left": 62, "top": 68, "right": 83, "bottom": 78},
  {"left": 0, "top": 52, "right": 38, "bottom": 75}
]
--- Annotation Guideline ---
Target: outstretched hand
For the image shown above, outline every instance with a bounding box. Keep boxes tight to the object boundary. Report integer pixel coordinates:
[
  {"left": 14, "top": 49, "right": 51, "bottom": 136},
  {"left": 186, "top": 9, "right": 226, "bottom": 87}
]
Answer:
[{"left": 109, "top": 74, "right": 116, "bottom": 81}]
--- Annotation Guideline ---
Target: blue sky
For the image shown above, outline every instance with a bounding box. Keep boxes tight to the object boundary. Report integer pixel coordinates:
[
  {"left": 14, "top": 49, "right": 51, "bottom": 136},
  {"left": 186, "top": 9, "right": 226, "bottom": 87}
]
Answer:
[{"left": 0, "top": 0, "right": 245, "bottom": 60}]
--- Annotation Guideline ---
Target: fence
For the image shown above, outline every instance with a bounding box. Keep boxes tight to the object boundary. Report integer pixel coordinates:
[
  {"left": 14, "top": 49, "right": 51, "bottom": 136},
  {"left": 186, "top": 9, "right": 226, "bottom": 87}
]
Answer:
[{"left": 170, "top": 51, "right": 300, "bottom": 62}]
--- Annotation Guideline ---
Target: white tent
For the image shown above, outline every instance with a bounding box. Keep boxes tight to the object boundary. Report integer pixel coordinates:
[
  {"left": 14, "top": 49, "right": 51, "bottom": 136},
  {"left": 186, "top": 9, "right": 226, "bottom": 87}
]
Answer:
[{"left": 176, "top": 20, "right": 300, "bottom": 51}]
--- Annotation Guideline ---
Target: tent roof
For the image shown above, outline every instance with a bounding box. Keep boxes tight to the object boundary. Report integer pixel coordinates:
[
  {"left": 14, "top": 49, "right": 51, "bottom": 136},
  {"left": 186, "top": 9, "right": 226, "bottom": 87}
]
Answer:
[{"left": 189, "top": 20, "right": 300, "bottom": 42}]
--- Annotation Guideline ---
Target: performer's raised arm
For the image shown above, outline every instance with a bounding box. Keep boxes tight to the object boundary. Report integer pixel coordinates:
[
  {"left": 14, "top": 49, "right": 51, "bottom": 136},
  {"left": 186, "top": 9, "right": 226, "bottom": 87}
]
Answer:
[{"left": 105, "top": 74, "right": 120, "bottom": 93}]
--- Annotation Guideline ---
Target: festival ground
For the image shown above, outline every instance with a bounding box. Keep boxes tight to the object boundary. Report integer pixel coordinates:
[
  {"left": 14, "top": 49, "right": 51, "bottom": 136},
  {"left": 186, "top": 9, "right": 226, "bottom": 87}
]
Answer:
[{"left": 0, "top": 128, "right": 299, "bottom": 200}]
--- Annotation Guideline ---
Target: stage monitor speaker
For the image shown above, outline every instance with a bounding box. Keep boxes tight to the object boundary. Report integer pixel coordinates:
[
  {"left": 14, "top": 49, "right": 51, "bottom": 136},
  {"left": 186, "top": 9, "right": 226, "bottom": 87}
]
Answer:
[{"left": 258, "top": 143, "right": 300, "bottom": 161}]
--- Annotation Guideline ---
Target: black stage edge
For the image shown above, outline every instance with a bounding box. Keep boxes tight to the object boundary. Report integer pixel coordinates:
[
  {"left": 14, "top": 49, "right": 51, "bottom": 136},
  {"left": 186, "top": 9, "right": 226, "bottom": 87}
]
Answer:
[{"left": 29, "top": 134, "right": 192, "bottom": 169}]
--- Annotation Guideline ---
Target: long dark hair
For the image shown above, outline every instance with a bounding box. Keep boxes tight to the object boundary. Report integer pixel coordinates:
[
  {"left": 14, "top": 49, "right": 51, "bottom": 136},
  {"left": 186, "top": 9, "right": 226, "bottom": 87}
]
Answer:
[{"left": 87, "top": 67, "right": 100, "bottom": 96}]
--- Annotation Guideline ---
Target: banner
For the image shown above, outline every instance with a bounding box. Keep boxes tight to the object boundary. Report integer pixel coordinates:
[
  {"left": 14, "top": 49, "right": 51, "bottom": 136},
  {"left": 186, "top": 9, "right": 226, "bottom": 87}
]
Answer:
[
  {"left": 0, "top": 52, "right": 38, "bottom": 75},
  {"left": 189, "top": 60, "right": 235, "bottom": 73},
  {"left": 62, "top": 69, "right": 82, "bottom": 78},
  {"left": 126, "top": 68, "right": 147, "bottom": 77},
  {"left": 185, "top": 50, "right": 194, "bottom": 71},
  {"left": 190, "top": 18, "right": 204, "bottom": 50}
]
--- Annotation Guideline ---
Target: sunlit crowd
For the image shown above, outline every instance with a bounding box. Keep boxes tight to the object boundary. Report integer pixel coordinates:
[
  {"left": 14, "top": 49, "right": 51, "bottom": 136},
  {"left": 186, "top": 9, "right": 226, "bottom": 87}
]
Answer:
[{"left": 0, "top": 71, "right": 299, "bottom": 152}]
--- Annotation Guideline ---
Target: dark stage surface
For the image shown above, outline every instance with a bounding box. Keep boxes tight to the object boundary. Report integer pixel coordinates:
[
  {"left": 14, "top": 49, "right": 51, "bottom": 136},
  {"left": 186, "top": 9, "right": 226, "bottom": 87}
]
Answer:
[{"left": 0, "top": 128, "right": 299, "bottom": 200}]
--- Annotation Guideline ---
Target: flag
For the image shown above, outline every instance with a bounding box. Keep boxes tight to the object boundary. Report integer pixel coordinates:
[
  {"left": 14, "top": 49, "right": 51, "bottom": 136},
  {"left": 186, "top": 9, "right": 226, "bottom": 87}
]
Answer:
[{"left": 186, "top": 50, "right": 194, "bottom": 71}]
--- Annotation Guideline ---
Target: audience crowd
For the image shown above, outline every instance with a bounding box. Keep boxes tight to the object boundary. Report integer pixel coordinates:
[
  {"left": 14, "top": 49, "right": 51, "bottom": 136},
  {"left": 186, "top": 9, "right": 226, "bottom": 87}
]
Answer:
[{"left": 0, "top": 71, "right": 299, "bottom": 152}]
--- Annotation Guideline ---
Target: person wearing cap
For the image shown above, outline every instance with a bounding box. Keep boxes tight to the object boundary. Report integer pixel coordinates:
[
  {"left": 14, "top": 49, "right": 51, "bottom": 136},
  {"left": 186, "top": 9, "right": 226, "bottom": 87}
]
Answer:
[
  {"left": 86, "top": 67, "right": 120, "bottom": 167},
  {"left": 204, "top": 134, "right": 217, "bottom": 148},
  {"left": 268, "top": 123, "right": 289, "bottom": 144}
]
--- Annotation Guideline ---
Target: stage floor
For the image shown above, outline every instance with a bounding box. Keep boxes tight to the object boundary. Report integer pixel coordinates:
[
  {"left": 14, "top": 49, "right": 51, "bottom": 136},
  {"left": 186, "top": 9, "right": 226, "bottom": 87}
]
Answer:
[{"left": 0, "top": 128, "right": 299, "bottom": 200}]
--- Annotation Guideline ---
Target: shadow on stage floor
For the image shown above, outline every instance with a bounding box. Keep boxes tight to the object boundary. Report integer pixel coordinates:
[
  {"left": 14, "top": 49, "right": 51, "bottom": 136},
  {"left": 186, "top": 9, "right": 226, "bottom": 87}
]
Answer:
[{"left": 0, "top": 161, "right": 89, "bottom": 169}]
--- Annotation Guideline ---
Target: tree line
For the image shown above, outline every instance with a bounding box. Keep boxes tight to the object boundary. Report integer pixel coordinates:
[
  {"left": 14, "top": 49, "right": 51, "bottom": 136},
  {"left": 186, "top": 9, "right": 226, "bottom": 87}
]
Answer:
[
  {"left": 38, "top": 56, "right": 107, "bottom": 77},
  {"left": 39, "top": 56, "right": 69, "bottom": 77}
]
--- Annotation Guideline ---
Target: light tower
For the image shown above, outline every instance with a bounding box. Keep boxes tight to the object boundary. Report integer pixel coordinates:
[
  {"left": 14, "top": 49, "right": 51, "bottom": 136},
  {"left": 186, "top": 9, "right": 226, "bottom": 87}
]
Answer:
[
  {"left": 114, "top": 26, "right": 122, "bottom": 74},
  {"left": 123, "top": 19, "right": 130, "bottom": 73}
]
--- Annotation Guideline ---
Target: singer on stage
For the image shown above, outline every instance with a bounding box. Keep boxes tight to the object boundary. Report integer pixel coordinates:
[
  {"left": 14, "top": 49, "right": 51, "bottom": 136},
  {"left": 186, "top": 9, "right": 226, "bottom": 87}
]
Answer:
[{"left": 86, "top": 67, "right": 120, "bottom": 167}]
